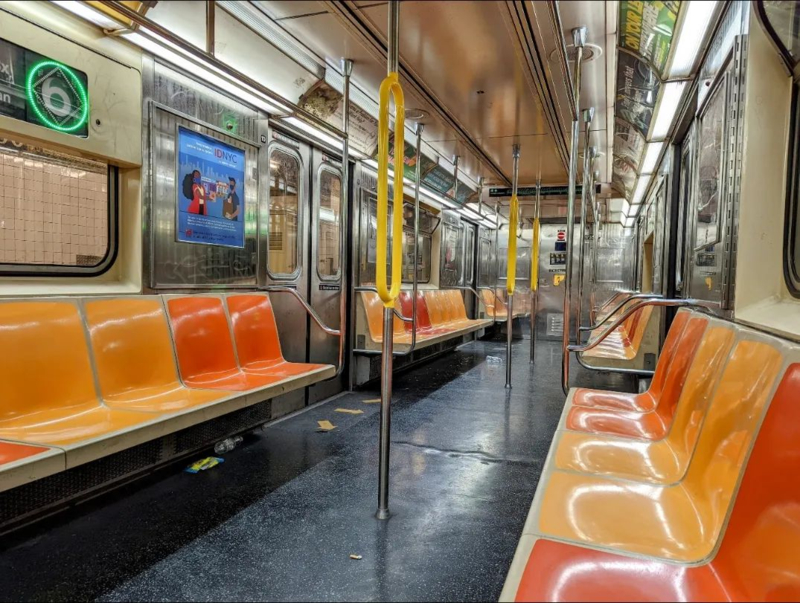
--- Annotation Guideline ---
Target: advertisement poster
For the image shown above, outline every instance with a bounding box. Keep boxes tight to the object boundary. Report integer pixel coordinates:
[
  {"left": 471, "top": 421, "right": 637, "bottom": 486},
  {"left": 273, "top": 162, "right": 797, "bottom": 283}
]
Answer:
[
  {"left": 614, "top": 118, "right": 646, "bottom": 168},
  {"left": 616, "top": 50, "right": 661, "bottom": 135},
  {"left": 618, "top": 1, "right": 679, "bottom": 74},
  {"left": 176, "top": 127, "right": 246, "bottom": 248}
]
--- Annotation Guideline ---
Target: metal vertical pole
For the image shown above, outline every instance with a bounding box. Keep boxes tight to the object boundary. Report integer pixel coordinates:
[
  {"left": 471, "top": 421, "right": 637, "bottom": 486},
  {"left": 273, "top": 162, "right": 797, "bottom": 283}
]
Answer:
[
  {"left": 562, "top": 26, "right": 586, "bottom": 395},
  {"left": 506, "top": 144, "right": 520, "bottom": 389},
  {"left": 590, "top": 169, "right": 600, "bottom": 321},
  {"left": 494, "top": 199, "right": 501, "bottom": 324},
  {"left": 377, "top": 0, "right": 400, "bottom": 521},
  {"left": 336, "top": 58, "right": 353, "bottom": 377},
  {"left": 206, "top": 1, "right": 216, "bottom": 56},
  {"left": 410, "top": 123, "right": 423, "bottom": 349},
  {"left": 477, "top": 176, "right": 485, "bottom": 217},
  {"left": 575, "top": 116, "right": 594, "bottom": 342},
  {"left": 530, "top": 177, "right": 541, "bottom": 364}
]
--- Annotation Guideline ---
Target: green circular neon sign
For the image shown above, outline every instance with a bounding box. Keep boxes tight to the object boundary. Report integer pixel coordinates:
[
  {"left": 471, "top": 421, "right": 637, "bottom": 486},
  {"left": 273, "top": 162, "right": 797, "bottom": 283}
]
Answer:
[{"left": 25, "top": 60, "right": 89, "bottom": 134}]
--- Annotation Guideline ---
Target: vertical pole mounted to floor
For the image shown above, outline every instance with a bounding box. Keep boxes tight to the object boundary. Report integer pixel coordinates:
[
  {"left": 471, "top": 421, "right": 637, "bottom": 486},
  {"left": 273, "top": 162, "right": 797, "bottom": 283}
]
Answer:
[
  {"left": 562, "top": 26, "right": 586, "bottom": 395},
  {"left": 506, "top": 144, "right": 520, "bottom": 389},
  {"left": 336, "top": 58, "right": 353, "bottom": 378},
  {"left": 376, "top": 0, "right": 404, "bottom": 521},
  {"left": 530, "top": 178, "right": 540, "bottom": 365},
  {"left": 575, "top": 114, "right": 594, "bottom": 343}
]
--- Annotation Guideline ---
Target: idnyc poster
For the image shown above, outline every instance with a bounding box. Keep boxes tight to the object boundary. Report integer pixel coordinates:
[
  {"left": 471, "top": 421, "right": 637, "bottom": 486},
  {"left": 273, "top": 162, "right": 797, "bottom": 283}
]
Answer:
[{"left": 176, "top": 127, "right": 245, "bottom": 248}]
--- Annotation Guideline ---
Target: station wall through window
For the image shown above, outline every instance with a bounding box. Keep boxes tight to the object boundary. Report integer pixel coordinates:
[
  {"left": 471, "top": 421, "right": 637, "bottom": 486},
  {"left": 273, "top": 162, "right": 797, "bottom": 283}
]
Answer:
[
  {"left": 317, "top": 167, "right": 341, "bottom": 279},
  {"left": 268, "top": 148, "right": 301, "bottom": 278},
  {"left": 0, "top": 138, "right": 113, "bottom": 273}
]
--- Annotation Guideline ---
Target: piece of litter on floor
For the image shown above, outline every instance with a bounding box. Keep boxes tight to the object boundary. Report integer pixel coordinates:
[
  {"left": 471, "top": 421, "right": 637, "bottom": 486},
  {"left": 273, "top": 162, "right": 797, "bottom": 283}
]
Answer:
[
  {"left": 185, "top": 457, "right": 224, "bottom": 474},
  {"left": 486, "top": 355, "right": 503, "bottom": 364},
  {"left": 335, "top": 408, "right": 364, "bottom": 415},
  {"left": 349, "top": 554, "right": 363, "bottom": 560},
  {"left": 317, "top": 420, "right": 336, "bottom": 431},
  {"left": 362, "top": 398, "right": 381, "bottom": 404}
]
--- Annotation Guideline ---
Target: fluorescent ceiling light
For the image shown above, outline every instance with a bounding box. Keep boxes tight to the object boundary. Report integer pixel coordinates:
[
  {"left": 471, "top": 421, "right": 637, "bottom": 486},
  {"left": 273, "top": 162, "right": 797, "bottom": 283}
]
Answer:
[
  {"left": 362, "top": 159, "right": 458, "bottom": 209},
  {"left": 124, "top": 32, "right": 292, "bottom": 115},
  {"left": 668, "top": 1, "right": 719, "bottom": 78},
  {"left": 629, "top": 203, "right": 642, "bottom": 216},
  {"left": 52, "top": 1, "right": 122, "bottom": 29},
  {"left": 459, "top": 206, "right": 482, "bottom": 222},
  {"left": 283, "top": 117, "right": 364, "bottom": 159},
  {"left": 640, "top": 142, "right": 664, "bottom": 174},
  {"left": 651, "top": 81, "right": 687, "bottom": 140},
  {"left": 623, "top": 216, "right": 636, "bottom": 228},
  {"left": 621, "top": 200, "right": 631, "bottom": 217},
  {"left": 632, "top": 174, "right": 651, "bottom": 205}
]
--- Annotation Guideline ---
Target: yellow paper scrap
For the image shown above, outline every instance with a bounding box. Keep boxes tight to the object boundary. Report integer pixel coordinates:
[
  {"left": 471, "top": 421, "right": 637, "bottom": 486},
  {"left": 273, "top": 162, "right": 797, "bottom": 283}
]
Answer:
[
  {"left": 363, "top": 398, "right": 381, "bottom": 404},
  {"left": 317, "top": 420, "right": 336, "bottom": 431},
  {"left": 349, "top": 554, "right": 363, "bottom": 560},
  {"left": 335, "top": 408, "right": 364, "bottom": 415}
]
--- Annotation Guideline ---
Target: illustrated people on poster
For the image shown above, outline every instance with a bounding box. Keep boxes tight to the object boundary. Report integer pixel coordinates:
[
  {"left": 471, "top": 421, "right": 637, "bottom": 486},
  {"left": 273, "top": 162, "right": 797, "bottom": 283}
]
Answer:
[
  {"left": 185, "top": 169, "right": 207, "bottom": 215},
  {"left": 223, "top": 177, "right": 240, "bottom": 221}
]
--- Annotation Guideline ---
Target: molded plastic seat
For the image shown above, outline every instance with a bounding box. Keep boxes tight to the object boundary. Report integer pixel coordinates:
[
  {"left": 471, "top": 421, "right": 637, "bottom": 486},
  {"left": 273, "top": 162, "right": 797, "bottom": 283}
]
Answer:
[
  {"left": 360, "top": 291, "right": 410, "bottom": 344},
  {"left": 0, "top": 440, "right": 64, "bottom": 493},
  {"left": 535, "top": 338, "right": 784, "bottom": 562},
  {"left": 481, "top": 289, "right": 507, "bottom": 318},
  {"left": 397, "top": 291, "right": 448, "bottom": 335},
  {"left": 226, "top": 294, "right": 332, "bottom": 378},
  {"left": 556, "top": 325, "right": 736, "bottom": 482},
  {"left": 583, "top": 305, "right": 653, "bottom": 360},
  {"left": 84, "top": 298, "right": 229, "bottom": 412},
  {"left": 566, "top": 314, "right": 711, "bottom": 439},
  {"left": 512, "top": 364, "right": 800, "bottom": 602},
  {"left": 167, "top": 296, "right": 291, "bottom": 391},
  {"left": 0, "top": 302, "right": 159, "bottom": 446}
]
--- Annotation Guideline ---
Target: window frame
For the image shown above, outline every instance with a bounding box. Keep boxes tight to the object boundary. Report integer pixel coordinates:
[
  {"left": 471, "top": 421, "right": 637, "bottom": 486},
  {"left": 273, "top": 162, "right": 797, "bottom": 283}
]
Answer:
[
  {"left": 784, "top": 84, "right": 800, "bottom": 296},
  {"left": 266, "top": 143, "right": 304, "bottom": 281},
  {"left": 315, "top": 163, "right": 343, "bottom": 282},
  {"left": 0, "top": 144, "right": 118, "bottom": 277}
]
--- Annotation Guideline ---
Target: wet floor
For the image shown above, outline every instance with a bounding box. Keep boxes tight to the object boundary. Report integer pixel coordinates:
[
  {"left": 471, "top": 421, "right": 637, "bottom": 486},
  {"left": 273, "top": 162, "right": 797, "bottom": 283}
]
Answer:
[{"left": 0, "top": 338, "right": 632, "bottom": 602}]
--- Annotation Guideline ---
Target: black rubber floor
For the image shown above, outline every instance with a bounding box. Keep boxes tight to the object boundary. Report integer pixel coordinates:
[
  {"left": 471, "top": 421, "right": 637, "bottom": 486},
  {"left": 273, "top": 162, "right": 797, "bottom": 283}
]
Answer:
[{"left": 0, "top": 338, "right": 633, "bottom": 602}]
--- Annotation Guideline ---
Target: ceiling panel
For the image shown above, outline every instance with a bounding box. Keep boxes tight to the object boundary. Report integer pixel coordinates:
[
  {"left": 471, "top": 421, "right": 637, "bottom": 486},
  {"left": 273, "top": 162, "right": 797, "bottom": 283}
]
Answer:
[{"left": 256, "top": 1, "right": 327, "bottom": 20}]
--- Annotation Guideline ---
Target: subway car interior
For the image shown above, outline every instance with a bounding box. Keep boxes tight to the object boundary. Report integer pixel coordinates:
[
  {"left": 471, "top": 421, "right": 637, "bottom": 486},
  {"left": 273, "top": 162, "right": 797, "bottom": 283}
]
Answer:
[{"left": 0, "top": 0, "right": 799, "bottom": 601}]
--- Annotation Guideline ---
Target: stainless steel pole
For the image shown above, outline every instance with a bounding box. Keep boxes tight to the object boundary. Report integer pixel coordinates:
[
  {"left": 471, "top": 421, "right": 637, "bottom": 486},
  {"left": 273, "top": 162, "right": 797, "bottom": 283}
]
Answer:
[
  {"left": 377, "top": 0, "right": 400, "bottom": 521},
  {"left": 506, "top": 144, "right": 520, "bottom": 389},
  {"left": 206, "top": 0, "right": 215, "bottom": 56},
  {"left": 410, "top": 123, "right": 423, "bottom": 351},
  {"left": 477, "top": 176, "right": 485, "bottom": 218},
  {"left": 575, "top": 116, "right": 594, "bottom": 343},
  {"left": 494, "top": 199, "right": 501, "bottom": 325},
  {"left": 590, "top": 169, "right": 600, "bottom": 321},
  {"left": 562, "top": 26, "right": 586, "bottom": 395},
  {"left": 530, "top": 177, "right": 541, "bottom": 364},
  {"left": 336, "top": 58, "right": 353, "bottom": 378}
]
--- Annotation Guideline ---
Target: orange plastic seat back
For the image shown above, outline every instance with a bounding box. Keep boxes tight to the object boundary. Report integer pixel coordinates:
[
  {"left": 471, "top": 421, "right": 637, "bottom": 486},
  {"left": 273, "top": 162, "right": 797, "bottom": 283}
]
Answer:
[
  {"left": 226, "top": 294, "right": 285, "bottom": 367},
  {"left": 654, "top": 315, "right": 708, "bottom": 416},
  {"left": 683, "top": 340, "right": 783, "bottom": 506},
  {"left": 167, "top": 296, "right": 240, "bottom": 382},
  {"left": 448, "top": 290, "right": 469, "bottom": 321},
  {"left": 480, "top": 289, "right": 495, "bottom": 316},
  {"left": 629, "top": 305, "right": 653, "bottom": 348},
  {"left": 669, "top": 326, "right": 736, "bottom": 457},
  {"left": 84, "top": 298, "right": 182, "bottom": 399},
  {"left": 0, "top": 301, "right": 98, "bottom": 421},
  {"left": 648, "top": 311, "right": 691, "bottom": 396},
  {"left": 713, "top": 363, "right": 800, "bottom": 599},
  {"left": 398, "top": 291, "right": 415, "bottom": 332},
  {"left": 415, "top": 292, "right": 435, "bottom": 330},
  {"left": 439, "top": 291, "right": 456, "bottom": 323},
  {"left": 360, "top": 291, "right": 404, "bottom": 340},
  {"left": 425, "top": 291, "right": 446, "bottom": 326}
]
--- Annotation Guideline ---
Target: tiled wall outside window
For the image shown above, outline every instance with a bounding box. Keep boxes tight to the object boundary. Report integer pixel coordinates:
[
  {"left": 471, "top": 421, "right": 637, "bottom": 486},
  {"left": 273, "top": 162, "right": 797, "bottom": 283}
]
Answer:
[{"left": 0, "top": 139, "right": 109, "bottom": 268}]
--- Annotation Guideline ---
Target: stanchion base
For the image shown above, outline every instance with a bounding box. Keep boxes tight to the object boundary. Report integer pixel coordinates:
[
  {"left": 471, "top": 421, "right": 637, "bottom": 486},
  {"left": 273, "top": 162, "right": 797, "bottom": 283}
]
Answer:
[
  {"left": 505, "top": 384, "right": 512, "bottom": 390},
  {"left": 376, "top": 508, "right": 390, "bottom": 520}
]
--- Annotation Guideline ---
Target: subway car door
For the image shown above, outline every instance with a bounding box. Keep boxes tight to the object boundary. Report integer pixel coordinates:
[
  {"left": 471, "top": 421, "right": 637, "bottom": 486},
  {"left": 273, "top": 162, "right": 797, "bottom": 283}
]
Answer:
[
  {"left": 464, "top": 223, "right": 477, "bottom": 318},
  {"left": 308, "top": 149, "right": 346, "bottom": 405},
  {"left": 264, "top": 132, "right": 311, "bottom": 415}
]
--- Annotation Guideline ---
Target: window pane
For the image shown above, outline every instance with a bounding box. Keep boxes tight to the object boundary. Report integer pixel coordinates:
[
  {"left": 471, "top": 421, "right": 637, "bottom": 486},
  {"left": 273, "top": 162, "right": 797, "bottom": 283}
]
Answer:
[
  {"left": 695, "top": 83, "right": 725, "bottom": 249},
  {"left": 317, "top": 168, "right": 341, "bottom": 278},
  {"left": 360, "top": 197, "right": 393, "bottom": 285},
  {"left": 441, "top": 224, "right": 463, "bottom": 286},
  {"left": 268, "top": 149, "right": 300, "bottom": 276},
  {"left": 465, "top": 228, "right": 475, "bottom": 284},
  {"left": 402, "top": 231, "right": 431, "bottom": 283},
  {"left": 0, "top": 139, "right": 109, "bottom": 268},
  {"left": 479, "top": 238, "right": 493, "bottom": 286}
]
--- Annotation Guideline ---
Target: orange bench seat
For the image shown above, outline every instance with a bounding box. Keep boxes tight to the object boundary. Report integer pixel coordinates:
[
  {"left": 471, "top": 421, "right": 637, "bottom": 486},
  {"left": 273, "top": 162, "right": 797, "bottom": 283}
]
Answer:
[
  {"left": 504, "top": 363, "right": 800, "bottom": 602},
  {"left": 0, "top": 440, "right": 64, "bottom": 493}
]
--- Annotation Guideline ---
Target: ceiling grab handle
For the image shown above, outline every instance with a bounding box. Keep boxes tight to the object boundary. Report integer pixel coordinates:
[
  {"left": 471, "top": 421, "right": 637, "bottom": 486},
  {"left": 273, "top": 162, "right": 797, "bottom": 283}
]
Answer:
[
  {"left": 505, "top": 144, "right": 520, "bottom": 389},
  {"left": 376, "top": 0, "right": 403, "bottom": 523}
]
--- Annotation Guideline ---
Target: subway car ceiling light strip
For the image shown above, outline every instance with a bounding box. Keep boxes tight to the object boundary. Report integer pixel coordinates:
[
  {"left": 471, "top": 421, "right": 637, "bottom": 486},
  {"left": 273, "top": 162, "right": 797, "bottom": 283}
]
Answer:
[
  {"left": 362, "top": 159, "right": 460, "bottom": 210},
  {"left": 667, "top": 1, "right": 719, "bottom": 78}
]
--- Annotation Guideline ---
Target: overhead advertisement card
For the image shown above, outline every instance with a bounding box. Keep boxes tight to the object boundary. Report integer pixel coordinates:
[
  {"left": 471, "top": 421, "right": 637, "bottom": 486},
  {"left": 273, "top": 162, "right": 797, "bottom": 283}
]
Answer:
[
  {"left": 616, "top": 50, "right": 661, "bottom": 136},
  {"left": 618, "top": 1, "right": 679, "bottom": 74},
  {"left": 176, "top": 127, "right": 246, "bottom": 249}
]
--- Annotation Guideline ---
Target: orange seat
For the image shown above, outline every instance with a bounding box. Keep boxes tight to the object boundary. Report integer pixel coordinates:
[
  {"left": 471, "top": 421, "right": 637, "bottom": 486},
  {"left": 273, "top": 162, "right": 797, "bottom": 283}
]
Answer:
[
  {"left": 360, "top": 291, "right": 410, "bottom": 344},
  {"left": 226, "top": 294, "right": 330, "bottom": 378},
  {"left": 536, "top": 338, "right": 784, "bottom": 562},
  {"left": 481, "top": 289, "right": 507, "bottom": 318},
  {"left": 0, "top": 302, "right": 159, "bottom": 447},
  {"left": 397, "top": 291, "right": 448, "bottom": 335},
  {"left": 85, "top": 298, "right": 229, "bottom": 412},
  {"left": 556, "top": 324, "right": 736, "bottom": 483},
  {"left": 512, "top": 364, "right": 800, "bottom": 602},
  {"left": 566, "top": 312, "right": 709, "bottom": 439},
  {"left": 0, "top": 441, "right": 51, "bottom": 466},
  {"left": 583, "top": 304, "right": 653, "bottom": 361},
  {"left": 167, "top": 296, "right": 290, "bottom": 391}
]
